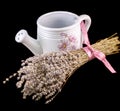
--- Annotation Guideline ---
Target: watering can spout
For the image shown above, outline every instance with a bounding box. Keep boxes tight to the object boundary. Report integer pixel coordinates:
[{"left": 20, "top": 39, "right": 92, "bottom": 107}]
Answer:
[{"left": 15, "top": 29, "right": 43, "bottom": 55}]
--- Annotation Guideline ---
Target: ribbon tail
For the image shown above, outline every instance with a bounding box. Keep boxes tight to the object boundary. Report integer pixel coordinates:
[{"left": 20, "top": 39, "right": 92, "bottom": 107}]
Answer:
[
  {"left": 81, "top": 21, "right": 116, "bottom": 74},
  {"left": 101, "top": 58, "right": 116, "bottom": 73}
]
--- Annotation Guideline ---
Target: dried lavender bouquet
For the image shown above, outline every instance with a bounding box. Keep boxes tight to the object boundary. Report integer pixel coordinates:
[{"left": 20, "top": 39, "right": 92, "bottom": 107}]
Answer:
[{"left": 3, "top": 33, "right": 120, "bottom": 104}]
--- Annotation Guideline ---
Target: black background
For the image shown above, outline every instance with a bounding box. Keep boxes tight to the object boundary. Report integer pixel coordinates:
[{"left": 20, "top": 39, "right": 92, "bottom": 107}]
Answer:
[{"left": 0, "top": 1, "right": 120, "bottom": 111}]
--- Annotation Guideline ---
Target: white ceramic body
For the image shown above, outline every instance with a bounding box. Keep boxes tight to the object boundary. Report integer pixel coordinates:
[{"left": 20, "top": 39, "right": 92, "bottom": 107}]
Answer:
[
  {"left": 37, "top": 11, "right": 91, "bottom": 53},
  {"left": 15, "top": 11, "right": 91, "bottom": 55}
]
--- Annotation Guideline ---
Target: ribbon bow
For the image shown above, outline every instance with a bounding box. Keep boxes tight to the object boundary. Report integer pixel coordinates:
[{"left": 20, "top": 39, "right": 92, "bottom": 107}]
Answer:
[{"left": 81, "top": 22, "right": 116, "bottom": 73}]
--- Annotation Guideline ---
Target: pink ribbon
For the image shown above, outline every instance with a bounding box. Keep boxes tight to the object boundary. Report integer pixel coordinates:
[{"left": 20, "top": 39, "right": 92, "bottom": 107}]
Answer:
[{"left": 81, "top": 22, "right": 116, "bottom": 73}]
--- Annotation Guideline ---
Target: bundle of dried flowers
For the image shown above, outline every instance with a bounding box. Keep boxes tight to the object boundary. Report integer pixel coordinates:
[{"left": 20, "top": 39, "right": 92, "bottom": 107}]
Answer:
[{"left": 3, "top": 33, "right": 120, "bottom": 104}]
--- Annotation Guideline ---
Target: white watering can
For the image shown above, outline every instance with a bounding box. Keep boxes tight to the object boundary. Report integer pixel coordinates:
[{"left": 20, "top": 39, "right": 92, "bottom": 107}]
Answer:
[{"left": 15, "top": 11, "right": 91, "bottom": 55}]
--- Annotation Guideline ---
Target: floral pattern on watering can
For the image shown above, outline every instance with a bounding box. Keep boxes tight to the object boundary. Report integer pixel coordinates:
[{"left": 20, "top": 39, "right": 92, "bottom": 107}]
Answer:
[{"left": 58, "top": 33, "right": 78, "bottom": 51}]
